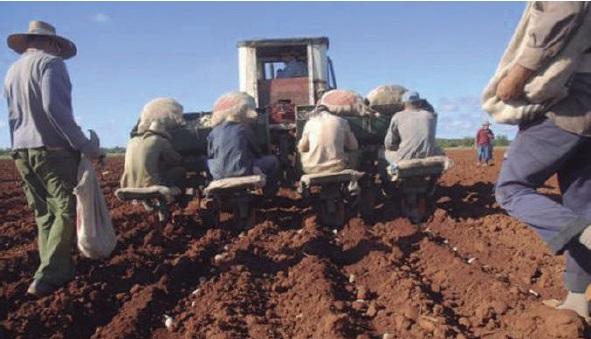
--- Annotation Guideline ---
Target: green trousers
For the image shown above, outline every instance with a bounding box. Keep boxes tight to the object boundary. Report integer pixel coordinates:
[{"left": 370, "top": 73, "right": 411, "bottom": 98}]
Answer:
[{"left": 12, "top": 148, "right": 79, "bottom": 287}]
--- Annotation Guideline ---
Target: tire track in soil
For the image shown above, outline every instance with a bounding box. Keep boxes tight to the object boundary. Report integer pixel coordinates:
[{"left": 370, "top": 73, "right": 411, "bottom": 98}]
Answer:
[
  {"left": 337, "top": 217, "right": 469, "bottom": 338},
  {"left": 427, "top": 210, "right": 565, "bottom": 300},
  {"left": 90, "top": 173, "right": 276, "bottom": 337},
  {"left": 2, "top": 205, "right": 232, "bottom": 338},
  {"left": 92, "top": 225, "right": 235, "bottom": 338},
  {"left": 0, "top": 157, "right": 233, "bottom": 338},
  {"left": 412, "top": 236, "right": 587, "bottom": 338},
  {"left": 161, "top": 191, "right": 370, "bottom": 338}
]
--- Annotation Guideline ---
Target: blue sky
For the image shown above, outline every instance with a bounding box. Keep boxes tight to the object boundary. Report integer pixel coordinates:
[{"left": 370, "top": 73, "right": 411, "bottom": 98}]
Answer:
[{"left": 0, "top": 1, "right": 525, "bottom": 147}]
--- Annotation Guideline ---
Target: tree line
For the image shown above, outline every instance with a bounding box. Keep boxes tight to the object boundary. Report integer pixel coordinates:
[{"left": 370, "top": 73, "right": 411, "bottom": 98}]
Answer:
[
  {"left": 436, "top": 135, "right": 511, "bottom": 148},
  {"left": 0, "top": 136, "right": 511, "bottom": 156}
]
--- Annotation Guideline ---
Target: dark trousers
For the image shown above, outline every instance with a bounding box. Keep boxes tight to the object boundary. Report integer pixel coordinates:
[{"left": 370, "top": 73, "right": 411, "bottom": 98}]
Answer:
[
  {"left": 496, "top": 118, "right": 591, "bottom": 292},
  {"left": 12, "top": 148, "right": 79, "bottom": 287}
]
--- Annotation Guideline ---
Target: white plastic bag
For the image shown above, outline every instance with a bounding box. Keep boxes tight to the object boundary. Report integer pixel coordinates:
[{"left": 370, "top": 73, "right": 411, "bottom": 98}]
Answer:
[{"left": 74, "top": 133, "right": 116, "bottom": 259}]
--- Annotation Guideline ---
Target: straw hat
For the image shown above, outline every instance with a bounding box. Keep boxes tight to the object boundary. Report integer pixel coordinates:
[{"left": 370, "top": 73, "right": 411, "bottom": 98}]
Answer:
[{"left": 7, "top": 20, "right": 77, "bottom": 59}]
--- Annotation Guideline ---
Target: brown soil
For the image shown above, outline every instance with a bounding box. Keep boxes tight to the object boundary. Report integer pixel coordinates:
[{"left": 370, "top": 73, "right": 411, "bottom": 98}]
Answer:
[{"left": 0, "top": 149, "right": 588, "bottom": 338}]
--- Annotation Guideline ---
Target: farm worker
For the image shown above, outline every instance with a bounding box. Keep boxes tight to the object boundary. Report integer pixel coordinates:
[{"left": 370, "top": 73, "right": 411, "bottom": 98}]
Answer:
[
  {"left": 120, "top": 98, "right": 187, "bottom": 193},
  {"left": 384, "top": 91, "right": 438, "bottom": 169},
  {"left": 277, "top": 52, "right": 307, "bottom": 78},
  {"left": 207, "top": 91, "right": 279, "bottom": 196},
  {"left": 475, "top": 121, "right": 495, "bottom": 166},
  {"left": 3, "top": 21, "right": 103, "bottom": 296},
  {"left": 297, "top": 104, "right": 359, "bottom": 174},
  {"left": 493, "top": 2, "right": 591, "bottom": 320}
]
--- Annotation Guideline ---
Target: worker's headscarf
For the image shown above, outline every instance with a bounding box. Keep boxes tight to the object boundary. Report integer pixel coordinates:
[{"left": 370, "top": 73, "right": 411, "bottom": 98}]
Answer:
[
  {"left": 318, "top": 89, "right": 371, "bottom": 116},
  {"left": 137, "top": 97, "right": 185, "bottom": 135},
  {"left": 211, "top": 91, "right": 258, "bottom": 127}
]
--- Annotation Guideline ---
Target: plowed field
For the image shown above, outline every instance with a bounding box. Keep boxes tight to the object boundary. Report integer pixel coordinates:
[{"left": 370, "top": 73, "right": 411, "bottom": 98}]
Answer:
[{"left": 1, "top": 149, "right": 588, "bottom": 338}]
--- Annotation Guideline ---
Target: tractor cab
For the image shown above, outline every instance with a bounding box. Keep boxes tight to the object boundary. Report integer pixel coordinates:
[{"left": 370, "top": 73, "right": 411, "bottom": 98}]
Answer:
[
  {"left": 238, "top": 37, "right": 336, "bottom": 184},
  {"left": 238, "top": 37, "right": 337, "bottom": 128}
]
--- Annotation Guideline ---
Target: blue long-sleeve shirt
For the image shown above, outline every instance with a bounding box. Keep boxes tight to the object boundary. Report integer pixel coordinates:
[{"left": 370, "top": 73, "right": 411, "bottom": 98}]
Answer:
[
  {"left": 4, "top": 49, "right": 96, "bottom": 153},
  {"left": 206, "top": 121, "right": 261, "bottom": 180}
]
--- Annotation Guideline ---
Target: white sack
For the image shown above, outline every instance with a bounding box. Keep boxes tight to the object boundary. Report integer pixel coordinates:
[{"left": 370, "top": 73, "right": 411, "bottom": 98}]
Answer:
[
  {"left": 366, "top": 84, "right": 407, "bottom": 115},
  {"left": 319, "top": 89, "right": 371, "bottom": 116},
  {"left": 74, "top": 131, "right": 116, "bottom": 259}
]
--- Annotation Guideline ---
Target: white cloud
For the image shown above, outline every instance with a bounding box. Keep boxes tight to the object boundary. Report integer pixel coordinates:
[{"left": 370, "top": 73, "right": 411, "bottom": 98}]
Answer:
[
  {"left": 0, "top": 120, "right": 6, "bottom": 129},
  {"left": 438, "top": 101, "right": 459, "bottom": 113},
  {"left": 437, "top": 96, "right": 482, "bottom": 113},
  {"left": 436, "top": 96, "right": 498, "bottom": 138},
  {"left": 92, "top": 13, "right": 111, "bottom": 23},
  {"left": 1, "top": 50, "right": 15, "bottom": 68}
]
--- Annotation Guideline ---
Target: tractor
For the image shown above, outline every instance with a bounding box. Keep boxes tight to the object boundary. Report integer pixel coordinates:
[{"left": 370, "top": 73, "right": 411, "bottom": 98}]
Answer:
[
  {"left": 238, "top": 37, "right": 337, "bottom": 184},
  {"left": 114, "top": 36, "right": 451, "bottom": 228}
]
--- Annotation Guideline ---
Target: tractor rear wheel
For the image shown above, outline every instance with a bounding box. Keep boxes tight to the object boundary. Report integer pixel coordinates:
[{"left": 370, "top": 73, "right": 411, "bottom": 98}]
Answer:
[
  {"left": 233, "top": 199, "right": 255, "bottom": 230},
  {"left": 403, "top": 193, "right": 427, "bottom": 224},
  {"left": 200, "top": 197, "right": 220, "bottom": 228},
  {"left": 359, "top": 183, "right": 377, "bottom": 221},
  {"left": 319, "top": 198, "right": 345, "bottom": 228}
]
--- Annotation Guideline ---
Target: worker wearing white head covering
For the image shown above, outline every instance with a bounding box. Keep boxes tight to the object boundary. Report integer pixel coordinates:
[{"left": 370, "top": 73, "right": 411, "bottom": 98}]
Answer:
[
  {"left": 120, "top": 98, "right": 186, "bottom": 191},
  {"left": 207, "top": 92, "right": 279, "bottom": 196}
]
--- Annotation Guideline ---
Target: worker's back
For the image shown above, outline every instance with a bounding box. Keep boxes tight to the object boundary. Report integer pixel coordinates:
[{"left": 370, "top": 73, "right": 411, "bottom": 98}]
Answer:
[
  {"left": 389, "top": 109, "right": 437, "bottom": 163},
  {"left": 299, "top": 111, "right": 358, "bottom": 174},
  {"left": 207, "top": 121, "right": 256, "bottom": 180},
  {"left": 120, "top": 132, "right": 181, "bottom": 188}
]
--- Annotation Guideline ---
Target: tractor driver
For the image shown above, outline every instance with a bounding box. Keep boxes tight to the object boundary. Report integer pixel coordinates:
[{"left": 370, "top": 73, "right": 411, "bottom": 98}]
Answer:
[
  {"left": 276, "top": 52, "right": 307, "bottom": 78},
  {"left": 384, "top": 91, "right": 439, "bottom": 170},
  {"left": 207, "top": 91, "right": 280, "bottom": 197}
]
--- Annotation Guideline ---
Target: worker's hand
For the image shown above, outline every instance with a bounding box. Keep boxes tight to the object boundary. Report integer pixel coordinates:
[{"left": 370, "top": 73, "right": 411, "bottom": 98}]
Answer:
[
  {"left": 496, "top": 64, "right": 534, "bottom": 102},
  {"left": 82, "top": 146, "right": 106, "bottom": 168},
  {"left": 84, "top": 148, "right": 103, "bottom": 160}
]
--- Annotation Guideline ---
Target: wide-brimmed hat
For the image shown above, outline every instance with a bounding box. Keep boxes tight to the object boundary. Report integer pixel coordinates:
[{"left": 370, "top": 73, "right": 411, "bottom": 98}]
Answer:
[
  {"left": 7, "top": 20, "right": 77, "bottom": 59},
  {"left": 482, "top": 121, "right": 491, "bottom": 126}
]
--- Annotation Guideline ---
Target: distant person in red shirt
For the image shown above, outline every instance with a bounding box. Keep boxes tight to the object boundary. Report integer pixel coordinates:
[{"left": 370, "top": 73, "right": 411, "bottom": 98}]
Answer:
[{"left": 475, "top": 121, "right": 494, "bottom": 166}]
